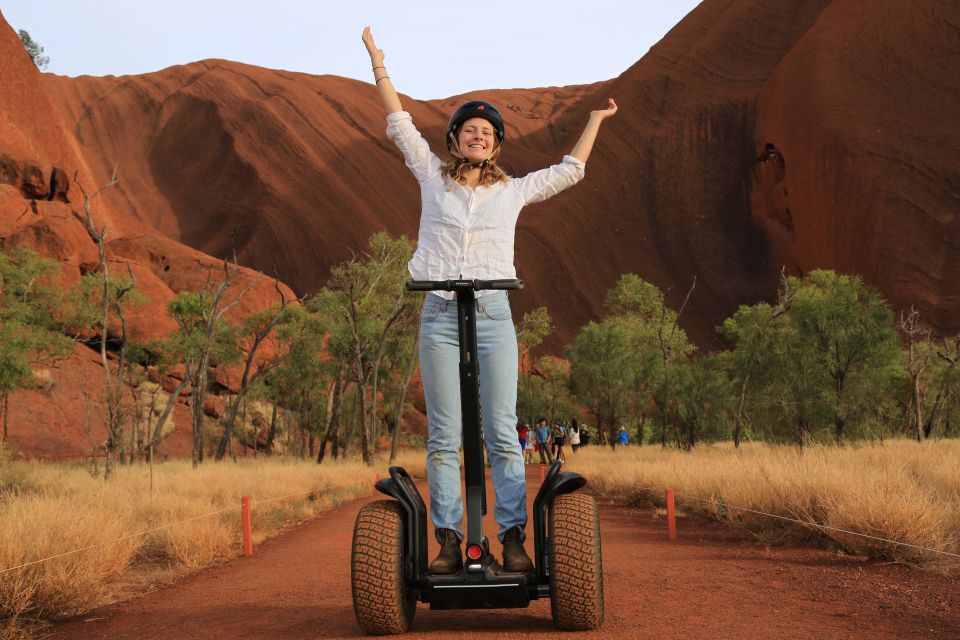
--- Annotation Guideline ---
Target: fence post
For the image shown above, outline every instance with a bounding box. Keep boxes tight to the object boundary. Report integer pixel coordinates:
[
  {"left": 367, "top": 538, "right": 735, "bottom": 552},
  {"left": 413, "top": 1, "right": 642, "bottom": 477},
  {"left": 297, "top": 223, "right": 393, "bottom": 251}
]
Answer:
[
  {"left": 666, "top": 488, "right": 677, "bottom": 541},
  {"left": 241, "top": 496, "right": 253, "bottom": 557}
]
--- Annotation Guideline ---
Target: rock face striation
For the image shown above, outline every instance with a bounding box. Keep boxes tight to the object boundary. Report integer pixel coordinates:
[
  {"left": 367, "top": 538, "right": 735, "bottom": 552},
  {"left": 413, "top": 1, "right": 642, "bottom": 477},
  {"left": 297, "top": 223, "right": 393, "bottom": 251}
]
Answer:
[
  {"left": 0, "top": 1, "right": 957, "bottom": 456},
  {"left": 0, "top": 13, "right": 295, "bottom": 458}
]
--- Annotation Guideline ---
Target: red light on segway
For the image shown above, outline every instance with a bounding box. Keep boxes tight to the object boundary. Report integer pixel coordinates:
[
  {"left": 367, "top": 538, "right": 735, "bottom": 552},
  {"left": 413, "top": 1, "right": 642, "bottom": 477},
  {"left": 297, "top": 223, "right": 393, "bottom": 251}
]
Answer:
[{"left": 466, "top": 545, "right": 483, "bottom": 560}]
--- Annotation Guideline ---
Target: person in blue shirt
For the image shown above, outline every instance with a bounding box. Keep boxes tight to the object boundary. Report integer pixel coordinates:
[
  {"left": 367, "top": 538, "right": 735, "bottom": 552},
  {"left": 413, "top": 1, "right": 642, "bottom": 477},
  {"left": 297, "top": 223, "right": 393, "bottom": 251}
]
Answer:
[
  {"left": 534, "top": 418, "right": 553, "bottom": 465},
  {"left": 617, "top": 425, "right": 630, "bottom": 447}
]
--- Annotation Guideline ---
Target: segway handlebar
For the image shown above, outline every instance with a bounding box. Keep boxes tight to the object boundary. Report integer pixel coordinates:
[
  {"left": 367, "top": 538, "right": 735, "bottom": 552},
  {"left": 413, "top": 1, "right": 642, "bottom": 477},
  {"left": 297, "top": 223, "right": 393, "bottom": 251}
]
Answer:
[{"left": 405, "top": 278, "right": 524, "bottom": 292}]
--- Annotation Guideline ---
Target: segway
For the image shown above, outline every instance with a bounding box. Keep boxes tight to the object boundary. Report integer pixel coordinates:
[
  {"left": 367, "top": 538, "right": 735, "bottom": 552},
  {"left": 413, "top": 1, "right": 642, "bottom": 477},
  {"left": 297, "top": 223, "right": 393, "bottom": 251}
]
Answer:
[{"left": 350, "top": 279, "right": 604, "bottom": 634}]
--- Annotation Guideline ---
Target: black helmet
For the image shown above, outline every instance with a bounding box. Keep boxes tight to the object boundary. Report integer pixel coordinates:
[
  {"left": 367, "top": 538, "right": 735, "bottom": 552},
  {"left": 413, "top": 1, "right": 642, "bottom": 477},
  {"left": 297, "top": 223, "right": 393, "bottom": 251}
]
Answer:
[{"left": 446, "top": 100, "right": 505, "bottom": 152}]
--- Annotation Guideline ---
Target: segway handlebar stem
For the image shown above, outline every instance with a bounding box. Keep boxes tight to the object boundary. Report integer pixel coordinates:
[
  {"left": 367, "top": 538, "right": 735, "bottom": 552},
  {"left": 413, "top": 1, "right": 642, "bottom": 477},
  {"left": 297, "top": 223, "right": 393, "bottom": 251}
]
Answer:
[{"left": 405, "top": 279, "right": 524, "bottom": 292}]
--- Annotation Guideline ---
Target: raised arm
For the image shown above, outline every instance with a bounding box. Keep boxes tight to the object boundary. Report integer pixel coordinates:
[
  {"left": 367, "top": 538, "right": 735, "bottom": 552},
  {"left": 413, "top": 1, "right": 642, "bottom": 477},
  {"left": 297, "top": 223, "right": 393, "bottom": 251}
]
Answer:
[
  {"left": 568, "top": 98, "right": 619, "bottom": 164},
  {"left": 362, "top": 27, "right": 403, "bottom": 115}
]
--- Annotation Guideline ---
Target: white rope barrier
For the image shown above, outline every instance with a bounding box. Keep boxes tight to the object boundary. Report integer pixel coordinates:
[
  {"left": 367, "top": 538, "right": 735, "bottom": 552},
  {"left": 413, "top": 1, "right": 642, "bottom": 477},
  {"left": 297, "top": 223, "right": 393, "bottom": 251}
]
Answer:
[{"left": 632, "top": 484, "right": 960, "bottom": 561}]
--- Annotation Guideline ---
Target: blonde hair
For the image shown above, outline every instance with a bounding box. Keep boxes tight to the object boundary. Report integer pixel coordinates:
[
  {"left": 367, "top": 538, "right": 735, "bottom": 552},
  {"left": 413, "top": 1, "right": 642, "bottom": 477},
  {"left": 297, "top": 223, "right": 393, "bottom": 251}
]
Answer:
[{"left": 440, "top": 132, "right": 510, "bottom": 187}]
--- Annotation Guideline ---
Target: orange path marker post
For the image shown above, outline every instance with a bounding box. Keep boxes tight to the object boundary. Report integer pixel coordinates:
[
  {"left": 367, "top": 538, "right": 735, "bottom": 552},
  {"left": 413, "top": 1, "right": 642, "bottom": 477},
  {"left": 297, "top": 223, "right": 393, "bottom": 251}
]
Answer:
[
  {"left": 666, "top": 488, "right": 677, "bottom": 541},
  {"left": 241, "top": 496, "right": 254, "bottom": 557}
]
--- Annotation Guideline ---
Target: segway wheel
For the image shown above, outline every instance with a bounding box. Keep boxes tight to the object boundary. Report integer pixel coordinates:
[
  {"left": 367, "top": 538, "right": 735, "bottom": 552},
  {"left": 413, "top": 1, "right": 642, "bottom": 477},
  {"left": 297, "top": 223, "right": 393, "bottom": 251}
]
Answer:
[
  {"left": 548, "top": 493, "right": 604, "bottom": 630},
  {"left": 351, "top": 500, "right": 416, "bottom": 635}
]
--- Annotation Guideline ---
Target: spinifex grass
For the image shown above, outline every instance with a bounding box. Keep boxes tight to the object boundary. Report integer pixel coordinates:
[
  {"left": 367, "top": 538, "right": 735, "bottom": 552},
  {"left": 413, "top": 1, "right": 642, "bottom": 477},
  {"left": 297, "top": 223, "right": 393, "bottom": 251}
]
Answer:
[
  {"left": 0, "top": 451, "right": 424, "bottom": 636},
  {"left": 565, "top": 439, "right": 960, "bottom": 566}
]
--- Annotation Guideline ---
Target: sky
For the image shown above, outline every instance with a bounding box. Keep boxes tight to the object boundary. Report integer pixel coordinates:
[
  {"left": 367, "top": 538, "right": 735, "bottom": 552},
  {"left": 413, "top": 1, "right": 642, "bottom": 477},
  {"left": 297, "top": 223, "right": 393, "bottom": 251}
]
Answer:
[{"left": 2, "top": 1, "right": 701, "bottom": 100}]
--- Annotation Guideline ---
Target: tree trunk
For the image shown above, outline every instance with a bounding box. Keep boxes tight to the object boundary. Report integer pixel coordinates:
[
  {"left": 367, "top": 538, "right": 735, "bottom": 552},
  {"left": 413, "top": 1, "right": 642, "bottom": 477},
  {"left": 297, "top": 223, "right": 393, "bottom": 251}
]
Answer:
[
  {"left": 834, "top": 415, "right": 845, "bottom": 443},
  {"left": 216, "top": 382, "right": 254, "bottom": 461},
  {"left": 150, "top": 370, "right": 191, "bottom": 450},
  {"left": 191, "top": 364, "right": 209, "bottom": 467},
  {"left": 265, "top": 401, "right": 278, "bottom": 453},
  {"left": 215, "top": 329, "right": 275, "bottom": 460},
  {"left": 318, "top": 376, "right": 343, "bottom": 464},
  {"left": 390, "top": 333, "right": 419, "bottom": 463},
  {"left": 2, "top": 393, "right": 8, "bottom": 442},
  {"left": 734, "top": 375, "right": 749, "bottom": 448},
  {"left": 912, "top": 374, "right": 924, "bottom": 442},
  {"left": 356, "top": 360, "right": 371, "bottom": 465}
]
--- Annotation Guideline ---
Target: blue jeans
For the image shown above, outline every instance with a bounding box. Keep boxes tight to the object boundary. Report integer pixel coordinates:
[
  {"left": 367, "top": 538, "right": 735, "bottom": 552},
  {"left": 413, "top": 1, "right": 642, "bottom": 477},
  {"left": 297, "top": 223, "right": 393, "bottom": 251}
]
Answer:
[{"left": 419, "top": 291, "right": 526, "bottom": 542}]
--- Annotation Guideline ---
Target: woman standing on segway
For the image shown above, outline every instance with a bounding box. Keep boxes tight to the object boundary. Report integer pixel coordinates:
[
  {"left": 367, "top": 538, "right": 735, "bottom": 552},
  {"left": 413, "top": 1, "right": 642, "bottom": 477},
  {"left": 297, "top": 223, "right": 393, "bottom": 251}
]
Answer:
[{"left": 362, "top": 26, "right": 617, "bottom": 575}]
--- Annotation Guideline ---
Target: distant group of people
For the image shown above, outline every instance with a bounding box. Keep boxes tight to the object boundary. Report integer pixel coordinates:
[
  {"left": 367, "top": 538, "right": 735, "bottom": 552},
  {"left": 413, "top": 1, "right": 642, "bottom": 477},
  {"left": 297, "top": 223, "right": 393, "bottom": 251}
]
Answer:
[
  {"left": 515, "top": 419, "right": 593, "bottom": 465},
  {"left": 513, "top": 422, "right": 640, "bottom": 456}
]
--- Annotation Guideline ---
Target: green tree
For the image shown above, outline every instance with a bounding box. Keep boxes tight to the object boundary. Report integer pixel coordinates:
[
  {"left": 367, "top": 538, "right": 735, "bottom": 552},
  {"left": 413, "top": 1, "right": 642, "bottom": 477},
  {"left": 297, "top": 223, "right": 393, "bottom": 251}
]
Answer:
[
  {"left": 670, "top": 354, "right": 736, "bottom": 448},
  {"left": 378, "top": 316, "right": 419, "bottom": 462},
  {"left": 321, "top": 232, "right": 416, "bottom": 464},
  {"left": 70, "top": 269, "right": 146, "bottom": 475},
  {"left": 166, "top": 271, "right": 243, "bottom": 467},
  {"left": 788, "top": 271, "right": 901, "bottom": 441},
  {"left": 924, "top": 336, "right": 960, "bottom": 438},
  {"left": 0, "top": 246, "right": 72, "bottom": 441},
  {"left": 17, "top": 30, "right": 49, "bottom": 69},
  {"left": 515, "top": 306, "right": 558, "bottom": 427},
  {"left": 719, "top": 275, "right": 792, "bottom": 446},
  {"left": 76, "top": 169, "right": 153, "bottom": 479},
  {"left": 567, "top": 317, "right": 639, "bottom": 447},
  {"left": 569, "top": 274, "right": 693, "bottom": 447},
  {"left": 215, "top": 285, "right": 294, "bottom": 461},
  {"left": 515, "top": 306, "right": 552, "bottom": 369},
  {"left": 518, "top": 356, "right": 579, "bottom": 427},
  {"left": 268, "top": 301, "right": 338, "bottom": 460},
  {"left": 722, "top": 270, "right": 902, "bottom": 445}
]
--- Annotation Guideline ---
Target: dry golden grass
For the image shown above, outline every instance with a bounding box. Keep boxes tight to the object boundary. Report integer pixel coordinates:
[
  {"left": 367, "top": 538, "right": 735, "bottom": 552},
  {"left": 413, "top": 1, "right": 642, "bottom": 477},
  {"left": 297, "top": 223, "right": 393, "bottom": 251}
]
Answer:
[
  {"left": 565, "top": 439, "right": 960, "bottom": 566},
  {"left": 0, "top": 450, "right": 424, "bottom": 636}
]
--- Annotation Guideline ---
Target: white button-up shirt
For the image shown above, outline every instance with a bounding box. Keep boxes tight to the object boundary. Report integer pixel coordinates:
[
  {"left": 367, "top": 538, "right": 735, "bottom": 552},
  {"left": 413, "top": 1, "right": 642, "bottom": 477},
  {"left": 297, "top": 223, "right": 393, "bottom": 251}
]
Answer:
[{"left": 386, "top": 111, "right": 586, "bottom": 300}]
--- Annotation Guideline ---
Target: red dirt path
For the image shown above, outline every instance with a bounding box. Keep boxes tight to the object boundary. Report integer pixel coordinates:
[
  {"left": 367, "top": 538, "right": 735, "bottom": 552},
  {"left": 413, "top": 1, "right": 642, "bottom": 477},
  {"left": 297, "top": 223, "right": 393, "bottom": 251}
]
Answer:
[{"left": 50, "top": 466, "right": 960, "bottom": 640}]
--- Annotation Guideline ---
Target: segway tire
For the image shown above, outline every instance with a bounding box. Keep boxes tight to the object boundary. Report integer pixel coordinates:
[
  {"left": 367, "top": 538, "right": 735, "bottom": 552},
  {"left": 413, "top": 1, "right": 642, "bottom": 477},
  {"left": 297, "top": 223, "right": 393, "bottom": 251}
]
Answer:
[
  {"left": 548, "top": 493, "right": 604, "bottom": 630},
  {"left": 351, "top": 500, "right": 416, "bottom": 635}
]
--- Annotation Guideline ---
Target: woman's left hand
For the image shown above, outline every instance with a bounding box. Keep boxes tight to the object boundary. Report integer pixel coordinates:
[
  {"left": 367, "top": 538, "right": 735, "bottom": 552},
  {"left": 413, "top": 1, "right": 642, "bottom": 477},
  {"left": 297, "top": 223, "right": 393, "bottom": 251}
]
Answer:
[
  {"left": 362, "top": 26, "right": 384, "bottom": 66},
  {"left": 591, "top": 98, "right": 618, "bottom": 120}
]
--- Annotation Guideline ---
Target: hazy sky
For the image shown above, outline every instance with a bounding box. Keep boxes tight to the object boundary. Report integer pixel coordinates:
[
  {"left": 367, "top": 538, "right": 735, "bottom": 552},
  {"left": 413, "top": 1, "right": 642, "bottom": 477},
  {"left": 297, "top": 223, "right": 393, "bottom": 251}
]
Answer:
[{"left": 3, "top": 1, "right": 700, "bottom": 100}]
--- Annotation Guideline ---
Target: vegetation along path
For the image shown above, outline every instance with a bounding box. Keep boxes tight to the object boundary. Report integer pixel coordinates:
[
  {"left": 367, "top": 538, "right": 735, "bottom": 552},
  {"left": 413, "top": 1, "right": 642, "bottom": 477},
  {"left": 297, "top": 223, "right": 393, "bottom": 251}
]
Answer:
[{"left": 51, "top": 466, "right": 960, "bottom": 639}]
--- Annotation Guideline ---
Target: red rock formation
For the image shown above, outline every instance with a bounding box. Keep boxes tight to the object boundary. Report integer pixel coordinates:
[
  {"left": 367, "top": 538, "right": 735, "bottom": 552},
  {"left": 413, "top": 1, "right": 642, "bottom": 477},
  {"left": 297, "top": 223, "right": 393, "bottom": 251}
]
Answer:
[
  {"left": 751, "top": 0, "right": 960, "bottom": 329},
  {"left": 0, "top": 13, "right": 295, "bottom": 458},
  {"left": 41, "top": 2, "right": 957, "bottom": 351}
]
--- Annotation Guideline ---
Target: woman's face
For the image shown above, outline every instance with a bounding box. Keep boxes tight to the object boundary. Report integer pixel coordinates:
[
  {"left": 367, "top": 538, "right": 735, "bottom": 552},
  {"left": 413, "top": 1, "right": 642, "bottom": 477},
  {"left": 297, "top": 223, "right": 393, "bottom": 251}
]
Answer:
[{"left": 457, "top": 117, "right": 497, "bottom": 163}]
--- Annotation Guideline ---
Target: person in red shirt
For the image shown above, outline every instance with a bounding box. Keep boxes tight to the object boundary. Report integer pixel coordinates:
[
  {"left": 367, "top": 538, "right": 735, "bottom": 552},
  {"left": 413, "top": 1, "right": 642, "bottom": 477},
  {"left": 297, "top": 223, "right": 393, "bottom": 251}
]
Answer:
[{"left": 516, "top": 421, "right": 531, "bottom": 464}]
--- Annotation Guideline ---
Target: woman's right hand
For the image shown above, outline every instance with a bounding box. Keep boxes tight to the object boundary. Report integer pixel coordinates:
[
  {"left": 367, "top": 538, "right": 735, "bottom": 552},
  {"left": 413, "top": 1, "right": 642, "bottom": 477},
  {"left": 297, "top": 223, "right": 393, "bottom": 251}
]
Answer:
[{"left": 362, "top": 26, "right": 384, "bottom": 66}]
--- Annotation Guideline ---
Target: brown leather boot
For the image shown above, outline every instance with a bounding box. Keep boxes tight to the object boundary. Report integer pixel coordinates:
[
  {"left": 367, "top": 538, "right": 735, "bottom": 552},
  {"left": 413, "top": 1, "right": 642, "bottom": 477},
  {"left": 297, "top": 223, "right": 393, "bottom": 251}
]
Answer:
[
  {"left": 429, "top": 528, "right": 463, "bottom": 575},
  {"left": 501, "top": 527, "right": 534, "bottom": 572}
]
